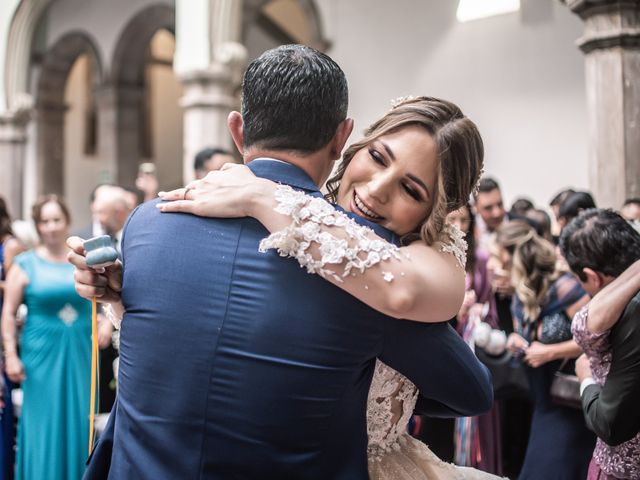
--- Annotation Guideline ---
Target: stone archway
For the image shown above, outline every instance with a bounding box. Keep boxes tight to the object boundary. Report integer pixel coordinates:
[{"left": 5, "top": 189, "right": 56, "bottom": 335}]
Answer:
[
  {"left": 110, "top": 3, "right": 175, "bottom": 189},
  {"left": 35, "top": 31, "right": 103, "bottom": 196}
]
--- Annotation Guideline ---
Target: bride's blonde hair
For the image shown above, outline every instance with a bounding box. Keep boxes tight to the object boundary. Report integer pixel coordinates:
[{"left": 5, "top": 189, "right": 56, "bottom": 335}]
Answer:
[
  {"left": 493, "top": 221, "right": 560, "bottom": 321},
  {"left": 326, "top": 96, "right": 484, "bottom": 246}
]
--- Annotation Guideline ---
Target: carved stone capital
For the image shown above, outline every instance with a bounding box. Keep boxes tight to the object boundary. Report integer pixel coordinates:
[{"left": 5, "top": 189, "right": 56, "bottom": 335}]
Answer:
[
  {"left": 0, "top": 112, "right": 28, "bottom": 143},
  {"left": 561, "top": 0, "right": 640, "bottom": 53}
]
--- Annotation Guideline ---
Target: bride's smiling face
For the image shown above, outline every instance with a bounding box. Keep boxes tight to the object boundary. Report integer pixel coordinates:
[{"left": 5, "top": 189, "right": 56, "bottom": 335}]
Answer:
[{"left": 336, "top": 126, "right": 438, "bottom": 236}]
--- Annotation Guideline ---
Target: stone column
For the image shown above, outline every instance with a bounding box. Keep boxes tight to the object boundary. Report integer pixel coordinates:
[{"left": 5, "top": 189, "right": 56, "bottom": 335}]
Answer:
[
  {"left": 562, "top": 0, "right": 640, "bottom": 208},
  {"left": 175, "top": 0, "right": 247, "bottom": 184},
  {"left": 35, "top": 102, "right": 66, "bottom": 197},
  {"left": 0, "top": 111, "right": 28, "bottom": 217}
]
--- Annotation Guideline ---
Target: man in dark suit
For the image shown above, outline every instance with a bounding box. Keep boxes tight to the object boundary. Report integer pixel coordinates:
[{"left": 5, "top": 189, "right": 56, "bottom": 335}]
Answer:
[
  {"left": 70, "top": 45, "right": 492, "bottom": 479},
  {"left": 560, "top": 209, "right": 640, "bottom": 448}
]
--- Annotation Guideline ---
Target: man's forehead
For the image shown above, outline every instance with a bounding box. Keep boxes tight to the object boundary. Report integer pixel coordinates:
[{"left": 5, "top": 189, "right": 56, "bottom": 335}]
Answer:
[{"left": 477, "top": 189, "right": 502, "bottom": 206}]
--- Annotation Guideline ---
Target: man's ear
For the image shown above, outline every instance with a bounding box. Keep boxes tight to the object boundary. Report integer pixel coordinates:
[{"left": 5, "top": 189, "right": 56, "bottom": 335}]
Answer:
[
  {"left": 582, "top": 267, "right": 602, "bottom": 291},
  {"left": 329, "top": 118, "right": 354, "bottom": 160},
  {"left": 227, "top": 111, "right": 244, "bottom": 155}
]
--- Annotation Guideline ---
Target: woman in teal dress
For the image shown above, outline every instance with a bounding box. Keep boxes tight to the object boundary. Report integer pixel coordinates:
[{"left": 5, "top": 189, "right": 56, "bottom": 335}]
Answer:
[{"left": 1, "top": 195, "right": 91, "bottom": 480}]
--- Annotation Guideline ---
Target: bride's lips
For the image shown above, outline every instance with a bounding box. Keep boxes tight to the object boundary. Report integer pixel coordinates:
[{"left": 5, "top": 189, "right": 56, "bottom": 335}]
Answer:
[{"left": 351, "top": 191, "right": 384, "bottom": 221}]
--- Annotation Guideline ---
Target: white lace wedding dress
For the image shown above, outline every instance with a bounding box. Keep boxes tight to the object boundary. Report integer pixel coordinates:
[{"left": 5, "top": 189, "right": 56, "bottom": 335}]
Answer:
[{"left": 367, "top": 361, "right": 503, "bottom": 479}]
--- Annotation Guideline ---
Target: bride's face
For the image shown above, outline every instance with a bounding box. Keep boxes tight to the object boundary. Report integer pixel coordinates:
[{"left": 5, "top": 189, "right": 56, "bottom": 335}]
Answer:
[{"left": 336, "top": 126, "right": 438, "bottom": 236}]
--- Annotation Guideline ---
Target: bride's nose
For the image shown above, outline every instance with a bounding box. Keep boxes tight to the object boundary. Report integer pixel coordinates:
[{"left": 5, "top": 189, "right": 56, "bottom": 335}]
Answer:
[{"left": 367, "top": 171, "right": 391, "bottom": 203}]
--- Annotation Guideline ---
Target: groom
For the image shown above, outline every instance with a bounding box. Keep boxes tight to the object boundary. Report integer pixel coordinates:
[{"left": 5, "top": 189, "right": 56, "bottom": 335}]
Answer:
[{"left": 72, "top": 45, "right": 492, "bottom": 479}]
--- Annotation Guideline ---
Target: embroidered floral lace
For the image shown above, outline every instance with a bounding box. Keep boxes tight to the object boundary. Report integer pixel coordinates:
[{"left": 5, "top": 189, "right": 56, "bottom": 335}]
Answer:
[
  {"left": 572, "top": 305, "right": 640, "bottom": 479},
  {"left": 367, "top": 360, "right": 418, "bottom": 459},
  {"left": 259, "top": 186, "right": 468, "bottom": 283},
  {"left": 367, "top": 361, "right": 503, "bottom": 479}
]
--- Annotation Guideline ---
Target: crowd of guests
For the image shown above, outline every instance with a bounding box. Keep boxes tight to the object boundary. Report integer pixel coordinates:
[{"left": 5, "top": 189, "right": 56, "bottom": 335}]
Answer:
[
  {"left": 415, "top": 178, "right": 640, "bottom": 479},
  {"left": 0, "top": 147, "right": 236, "bottom": 480},
  {"left": 0, "top": 161, "right": 639, "bottom": 479}
]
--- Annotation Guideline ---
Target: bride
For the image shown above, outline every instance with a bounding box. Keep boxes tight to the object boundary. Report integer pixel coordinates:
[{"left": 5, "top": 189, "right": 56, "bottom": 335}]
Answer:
[{"left": 156, "top": 96, "right": 504, "bottom": 479}]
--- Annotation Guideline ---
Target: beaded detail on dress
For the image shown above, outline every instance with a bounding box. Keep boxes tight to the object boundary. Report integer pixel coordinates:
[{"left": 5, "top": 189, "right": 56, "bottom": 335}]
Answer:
[{"left": 572, "top": 305, "right": 640, "bottom": 479}]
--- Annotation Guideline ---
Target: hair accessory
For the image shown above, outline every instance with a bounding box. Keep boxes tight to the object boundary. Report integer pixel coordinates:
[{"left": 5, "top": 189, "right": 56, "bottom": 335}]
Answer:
[
  {"left": 472, "top": 167, "right": 485, "bottom": 197},
  {"left": 390, "top": 96, "right": 416, "bottom": 109}
]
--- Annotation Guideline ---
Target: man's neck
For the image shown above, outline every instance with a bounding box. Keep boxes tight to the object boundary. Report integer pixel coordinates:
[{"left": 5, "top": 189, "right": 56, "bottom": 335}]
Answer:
[{"left": 243, "top": 148, "right": 333, "bottom": 187}]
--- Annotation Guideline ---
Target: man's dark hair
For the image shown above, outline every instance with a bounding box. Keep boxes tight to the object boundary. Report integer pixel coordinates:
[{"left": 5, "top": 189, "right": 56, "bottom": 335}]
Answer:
[
  {"left": 558, "top": 191, "right": 596, "bottom": 223},
  {"left": 510, "top": 197, "right": 534, "bottom": 217},
  {"left": 476, "top": 177, "right": 500, "bottom": 195},
  {"left": 623, "top": 197, "right": 640, "bottom": 208},
  {"left": 560, "top": 208, "right": 640, "bottom": 281},
  {"left": 194, "top": 147, "right": 232, "bottom": 172},
  {"left": 241, "top": 44, "right": 348, "bottom": 153},
  {"left": 550, "top": 188, "right": 575, "bottom": 207}
]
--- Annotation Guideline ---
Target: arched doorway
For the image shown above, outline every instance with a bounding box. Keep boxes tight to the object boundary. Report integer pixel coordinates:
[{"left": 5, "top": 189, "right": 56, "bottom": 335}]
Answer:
[
  {"left": 111, "top": 3, "right": 182, "bottom": 191},
  {"left": 35, "top": 31, "right": 103, "bottom": 202}
]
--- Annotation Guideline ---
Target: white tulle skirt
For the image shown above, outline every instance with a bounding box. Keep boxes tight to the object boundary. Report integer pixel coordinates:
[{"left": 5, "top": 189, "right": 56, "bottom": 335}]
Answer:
[{"left": 368, "top": 435, "right": 506, "bottom": 480}]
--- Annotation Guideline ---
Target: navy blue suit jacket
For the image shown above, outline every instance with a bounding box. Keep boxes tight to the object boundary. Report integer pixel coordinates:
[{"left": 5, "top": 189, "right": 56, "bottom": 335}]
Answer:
[{"left": 84, "top": 159, "right": 492, "bottom": 479}]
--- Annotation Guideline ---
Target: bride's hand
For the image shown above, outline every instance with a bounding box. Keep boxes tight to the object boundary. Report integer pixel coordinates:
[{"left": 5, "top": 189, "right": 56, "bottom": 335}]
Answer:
[{"left": 157, "top": 163, "right": 274, "bottom": 218}]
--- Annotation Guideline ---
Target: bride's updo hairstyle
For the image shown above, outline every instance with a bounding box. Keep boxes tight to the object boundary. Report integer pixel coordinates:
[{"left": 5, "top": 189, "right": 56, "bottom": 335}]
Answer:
[
  {"left": 492, "top": 221, "right": 559, "bottom": 322},
  {"left": 326, "top": 96, "right": 484, "bottom": 246}
]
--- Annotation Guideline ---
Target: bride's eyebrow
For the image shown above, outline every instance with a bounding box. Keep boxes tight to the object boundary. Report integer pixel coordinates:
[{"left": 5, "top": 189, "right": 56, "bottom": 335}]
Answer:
[{"left": 379, "top": 141, "right": 396, "bottom": 161}]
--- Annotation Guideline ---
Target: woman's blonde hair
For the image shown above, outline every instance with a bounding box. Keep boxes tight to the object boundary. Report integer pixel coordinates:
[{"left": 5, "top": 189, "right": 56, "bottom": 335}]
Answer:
[
  {"left": 326, "top": 96, "right": 484, "bottom": 245},
  {"left": 494, "top": 221, "right": 560, "bottom": 321}
]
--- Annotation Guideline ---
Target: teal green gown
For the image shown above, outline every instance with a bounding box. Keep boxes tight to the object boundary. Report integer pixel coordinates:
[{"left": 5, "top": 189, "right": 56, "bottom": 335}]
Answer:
[{"left": 14, "top": 251, "right": 92, "bottom": 480}]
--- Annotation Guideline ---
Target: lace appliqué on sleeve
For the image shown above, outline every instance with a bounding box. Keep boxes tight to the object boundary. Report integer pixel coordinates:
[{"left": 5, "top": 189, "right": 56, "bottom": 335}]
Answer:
[
  {"left": 258, "top": 185, "right": 401, "bottom": 282},
  {"left": 104, "top": 303, "right": 122, "bottom": 330},
  {"left": 439, "top": 223, "right": 468, "bottom": 269}
]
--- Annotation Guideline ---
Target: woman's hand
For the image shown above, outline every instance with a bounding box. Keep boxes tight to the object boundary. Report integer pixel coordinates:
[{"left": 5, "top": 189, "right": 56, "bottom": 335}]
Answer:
[
  {"left": 157, "top": 164, "right": 275, "bottom": 219},
  {"left": 5, "top": 354, "right": 25, "bottom": 383},
  {"left": 575, "top": 353, "right": 592, "bottom": 381},
  {"left": 506, "top": 332, "right": 529, "bottom": 356},
  {"left": 524, "top": 341, "right": 555, "bottom": 368}
]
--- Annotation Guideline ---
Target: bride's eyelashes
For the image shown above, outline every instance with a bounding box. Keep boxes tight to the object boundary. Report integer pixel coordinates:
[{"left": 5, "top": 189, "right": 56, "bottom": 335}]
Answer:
[
  {"left": 402, "top": 184, "right": 421, "bottom": 201},
  {"left": 368, "top": 148, "right": 386, "bottom": 166},
  {"left": 368, "top": 147, "right": 424, "bottom": 203}
]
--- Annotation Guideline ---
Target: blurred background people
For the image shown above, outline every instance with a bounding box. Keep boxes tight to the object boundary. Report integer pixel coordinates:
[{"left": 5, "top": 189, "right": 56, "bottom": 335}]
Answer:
[
  {"left": 91, "top": 185, "right": 130, "bottom": 255},
  {"left": 620, "top": 197, "right": 640, "bottom": 222},
  {"left": 85, "top": 185, "right": 130, "bottom": 415},
  {"left": 135, "top": 163, "right": 159, "bottom": 203},
  {"left": 508, "top": 198, "right": 534, "bottom": 219},
  {"left": 193, "top": 147, "right": 236, "bottom": 180},
  {"left": 0, "top": 197, "right": 25, "bottom": 480},
  {"left": 561, "top": 209, "right": 640, "bottom": 480},
  {"left": 474, "top": 177, "right": 507, "bottom": 252},
  {"left": 72, "top": 184, "right": 113, "bottom": 240},
  {"left": 525, "top": 208, "right": 553, "bottom": 243},
  {"left": 556, "top": 190, "right": 596, "bottom": 231},
  {"left": 549, "top": 189, "right": 575, "bottom": 222},
  {"left": 495, "top": 221, "right": 595, "bottom": 479},
  {"left": 1, "top": 195, "right": 91, "bottom": 480},
  {"left": 448, "top": 203, "right": 503, "bottom": 476}
]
